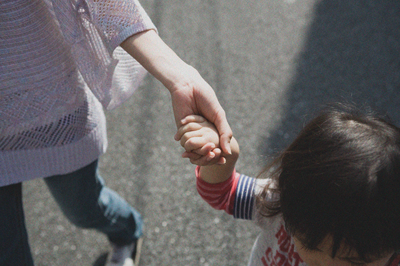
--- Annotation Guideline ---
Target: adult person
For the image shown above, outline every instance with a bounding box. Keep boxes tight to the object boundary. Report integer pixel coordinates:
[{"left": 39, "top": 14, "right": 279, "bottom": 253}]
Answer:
[{"left": 0, "top": 0, "right": 232, "bottom": 265}]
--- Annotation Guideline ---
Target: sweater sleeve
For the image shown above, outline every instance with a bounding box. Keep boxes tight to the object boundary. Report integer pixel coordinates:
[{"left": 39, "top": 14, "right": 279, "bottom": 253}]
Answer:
[
  {"left": 196, "top": 166, "right": 256, "bottom": 220},
  {"left": 86, "top": 0, "right": 157, "bottom": 50},
  {"left": 50, "top": 0, "right": 157, "bottom": 110}
]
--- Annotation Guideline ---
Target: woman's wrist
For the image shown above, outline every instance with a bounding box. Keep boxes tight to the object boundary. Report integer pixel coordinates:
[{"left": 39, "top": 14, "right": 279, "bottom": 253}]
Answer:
[
  {"left": 164, "top": 64, "right": 200, "bottom": 93},
  {"left": 120, "top": 29, "right": 194, "bottom": 92},
  {"left": 154, "top": 59, "right": 195, "bottom": 93}
]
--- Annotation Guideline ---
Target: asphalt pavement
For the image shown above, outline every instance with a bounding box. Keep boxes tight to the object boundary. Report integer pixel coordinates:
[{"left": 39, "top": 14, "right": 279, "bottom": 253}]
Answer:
[{"left": 23, "top": 0, "right": 400, "bottom": 265}]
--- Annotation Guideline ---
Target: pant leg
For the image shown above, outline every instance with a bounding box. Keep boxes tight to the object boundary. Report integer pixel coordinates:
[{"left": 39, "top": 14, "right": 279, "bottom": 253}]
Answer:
[
  {"left": 0, "top": 183, "right": 34, "bottom": 266},
  {"left": 44, "top": 160, "right": 143, "bottom": 245}
]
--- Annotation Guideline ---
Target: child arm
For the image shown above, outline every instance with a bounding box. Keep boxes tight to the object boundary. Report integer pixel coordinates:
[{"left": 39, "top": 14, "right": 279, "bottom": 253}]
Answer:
[
  {"left": 179, "top": 115, "right": 256, "bottom": 219},
  {"left": 177, "top": 115, "right": 239, "bottom": 183},
  {"left": 198, "top": 138, "right": 239, "bottom": 184}
]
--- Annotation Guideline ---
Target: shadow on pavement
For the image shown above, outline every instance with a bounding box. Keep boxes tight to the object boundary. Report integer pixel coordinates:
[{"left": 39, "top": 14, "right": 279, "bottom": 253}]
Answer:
[
  {"left": 259, "top": 0, "right": 400, "bottom": 158},
  {"left": 92, "top": 252, "right": 108, "bottom": 266}
]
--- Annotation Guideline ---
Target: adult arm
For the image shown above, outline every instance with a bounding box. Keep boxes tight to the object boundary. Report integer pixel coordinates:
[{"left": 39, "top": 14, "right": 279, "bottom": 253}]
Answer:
[{"left": 120, "top": 30, "right": 232, "bottom": 162}]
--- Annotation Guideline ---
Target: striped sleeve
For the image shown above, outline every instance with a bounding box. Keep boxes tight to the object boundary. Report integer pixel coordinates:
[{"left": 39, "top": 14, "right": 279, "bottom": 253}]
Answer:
[
  {"left": 196, "top": 166, "right": 239, "bottom": 215},
  {"left": 233, "top": 174, "right": 255, "bottom": 220},
  {"left": 196, "top": 166, "right": 256, "bottom": 220}
]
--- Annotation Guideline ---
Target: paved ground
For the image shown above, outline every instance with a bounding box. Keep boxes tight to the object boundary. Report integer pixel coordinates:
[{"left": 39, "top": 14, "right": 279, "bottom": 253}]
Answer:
[{"left": 23, "top": 0, "right": 400, "bottom": 265}]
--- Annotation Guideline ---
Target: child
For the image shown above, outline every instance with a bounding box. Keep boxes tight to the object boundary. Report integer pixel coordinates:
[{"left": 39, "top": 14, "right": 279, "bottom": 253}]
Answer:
[{"left": 176, "top": 108, "right": 400, "bottom": 266}]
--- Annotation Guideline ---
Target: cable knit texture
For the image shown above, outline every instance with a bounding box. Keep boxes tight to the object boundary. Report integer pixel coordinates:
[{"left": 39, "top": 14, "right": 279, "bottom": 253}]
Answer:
[{"left": 0, "top": 0, "right": 156, "bottom": 186}]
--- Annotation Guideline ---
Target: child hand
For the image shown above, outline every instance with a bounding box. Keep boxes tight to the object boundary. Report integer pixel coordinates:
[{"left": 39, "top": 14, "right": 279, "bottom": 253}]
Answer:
[{"left": 176, "top": 115, "right": 225, "bottom": 165}]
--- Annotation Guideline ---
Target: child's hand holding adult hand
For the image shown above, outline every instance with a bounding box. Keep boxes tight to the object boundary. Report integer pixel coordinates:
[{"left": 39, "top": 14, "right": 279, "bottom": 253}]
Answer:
[{"left": 176, "top": 115, "right": 226, "bottom": 166}]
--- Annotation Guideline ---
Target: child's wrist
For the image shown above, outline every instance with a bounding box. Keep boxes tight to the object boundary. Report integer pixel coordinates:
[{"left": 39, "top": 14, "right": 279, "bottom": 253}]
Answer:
[{"left": 197, "top": 165, "right": 236, "bottom": 184}]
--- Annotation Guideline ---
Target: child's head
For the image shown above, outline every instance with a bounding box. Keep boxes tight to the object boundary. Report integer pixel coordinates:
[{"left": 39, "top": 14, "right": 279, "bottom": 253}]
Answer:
[{"left": 260, "top": 106, "right": 400, "bottom": 264}]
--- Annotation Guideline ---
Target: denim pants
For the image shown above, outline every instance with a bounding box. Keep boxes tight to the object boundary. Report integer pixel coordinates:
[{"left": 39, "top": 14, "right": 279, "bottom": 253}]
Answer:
[{"left": 0, "top": 160, "right": 143, "bottom": 266}]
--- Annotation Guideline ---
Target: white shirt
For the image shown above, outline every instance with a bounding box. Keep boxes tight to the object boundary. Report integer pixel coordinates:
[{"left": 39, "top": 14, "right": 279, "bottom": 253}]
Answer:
[{"left": 0, "top": 0, "right": 155, "bottom": 185}]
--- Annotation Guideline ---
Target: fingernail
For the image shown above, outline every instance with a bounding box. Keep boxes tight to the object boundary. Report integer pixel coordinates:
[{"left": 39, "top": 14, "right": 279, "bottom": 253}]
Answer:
[
  {"left": 226, "top": 146, "right": 232, "bottom": 155},
  {"left": 206, "top": 154, "right": 215, "bottom": 161}
]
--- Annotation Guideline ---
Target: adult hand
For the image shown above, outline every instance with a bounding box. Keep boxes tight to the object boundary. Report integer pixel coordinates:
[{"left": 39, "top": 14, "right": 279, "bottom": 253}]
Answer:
[
  {"left": 176, "top": 115, "right": 226, "bottom": 166},
  {"left": 121, "top": 30, "right": 232, "bottom": 163},
  {"left": 169, "top": 65, "right": 232, "bottom": 157}
]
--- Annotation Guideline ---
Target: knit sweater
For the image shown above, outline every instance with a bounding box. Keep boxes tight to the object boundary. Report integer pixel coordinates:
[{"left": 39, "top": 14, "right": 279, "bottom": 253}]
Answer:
[{"left": 0, "top": 0, "right": 155, "bottom": 186}]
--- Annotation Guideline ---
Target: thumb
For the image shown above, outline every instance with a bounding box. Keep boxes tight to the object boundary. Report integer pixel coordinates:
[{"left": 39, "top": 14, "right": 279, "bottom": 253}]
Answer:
[
  {"left": 214, "top": 115, "right": 232, "bottom": 155},
  {"left": 220, "top": 133, "right": 232, "bottom": 155}
]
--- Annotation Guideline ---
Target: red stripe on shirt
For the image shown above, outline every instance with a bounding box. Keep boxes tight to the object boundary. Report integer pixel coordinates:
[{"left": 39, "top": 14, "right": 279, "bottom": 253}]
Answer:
[{"left": 196, "top": 166, "right": 240, "bottom": 215}]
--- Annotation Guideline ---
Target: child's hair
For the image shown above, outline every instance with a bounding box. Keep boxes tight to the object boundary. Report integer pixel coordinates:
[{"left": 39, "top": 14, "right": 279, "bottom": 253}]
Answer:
[{"left": 258, "top": 105, "right": 400, "bottom": 261}]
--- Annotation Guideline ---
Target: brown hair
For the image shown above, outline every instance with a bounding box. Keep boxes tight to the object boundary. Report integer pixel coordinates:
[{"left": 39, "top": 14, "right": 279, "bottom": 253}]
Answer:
[{"left": 257, "top": 106, "right": 400, "bottom": 261}]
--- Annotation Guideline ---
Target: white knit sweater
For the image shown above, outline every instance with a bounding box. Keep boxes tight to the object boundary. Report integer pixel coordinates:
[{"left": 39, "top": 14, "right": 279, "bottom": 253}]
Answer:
[{"left": 0, "top": 0, "right": 156, "bottom": 186}]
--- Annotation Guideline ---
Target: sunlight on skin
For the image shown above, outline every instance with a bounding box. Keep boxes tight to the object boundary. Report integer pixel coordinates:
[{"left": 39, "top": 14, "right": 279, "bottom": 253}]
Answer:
[{"left": 293, "top": 236, "right": 394, "bottom": 266}]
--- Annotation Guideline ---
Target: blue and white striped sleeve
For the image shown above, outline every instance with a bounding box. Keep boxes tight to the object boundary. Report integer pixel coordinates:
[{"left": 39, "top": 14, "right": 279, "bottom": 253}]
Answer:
[{"left": 233, "top": 174, "right": 256, "bottom": 220}]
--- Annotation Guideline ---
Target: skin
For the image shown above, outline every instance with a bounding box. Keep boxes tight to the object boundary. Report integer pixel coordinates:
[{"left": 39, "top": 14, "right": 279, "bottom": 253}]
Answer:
[
  {"left": 120, "top": 30, "right": 232, "bottom": 165},
  {"left": 177, "top": 115, "right": 240, "bottom": 182},
  {"left": 178, "top": 115, "right": 396, "bottom": 266},
  {"left": 293, "top": 236, "right": 394, "bottom": 266}
]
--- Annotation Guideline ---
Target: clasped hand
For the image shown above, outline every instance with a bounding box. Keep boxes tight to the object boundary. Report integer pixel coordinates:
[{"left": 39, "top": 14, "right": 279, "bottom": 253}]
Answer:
[{"left": 175, "top": 115, "right": 226, "bottom": 166}]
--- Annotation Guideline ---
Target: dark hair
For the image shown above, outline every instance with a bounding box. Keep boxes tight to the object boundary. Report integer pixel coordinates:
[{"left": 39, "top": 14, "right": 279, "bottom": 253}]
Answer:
[{"left": 258, "top": 106, "right": 400, "bottom": 261}]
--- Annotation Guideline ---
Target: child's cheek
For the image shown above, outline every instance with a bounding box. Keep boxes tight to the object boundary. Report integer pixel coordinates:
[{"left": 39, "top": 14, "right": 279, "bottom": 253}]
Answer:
[{"left": 292, "top": 238, "right": 325, "bottom": 266}]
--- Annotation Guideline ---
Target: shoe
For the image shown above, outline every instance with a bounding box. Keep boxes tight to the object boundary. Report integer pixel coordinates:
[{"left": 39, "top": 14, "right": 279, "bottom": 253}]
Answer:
[{"left": 106, "top": 238, "right": 143, "bottom": 266}]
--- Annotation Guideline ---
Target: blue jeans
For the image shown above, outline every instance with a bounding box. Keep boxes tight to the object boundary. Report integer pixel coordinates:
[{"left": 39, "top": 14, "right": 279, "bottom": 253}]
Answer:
[{"left": 0, "top": 160, "right": 143, "bottom": 266}]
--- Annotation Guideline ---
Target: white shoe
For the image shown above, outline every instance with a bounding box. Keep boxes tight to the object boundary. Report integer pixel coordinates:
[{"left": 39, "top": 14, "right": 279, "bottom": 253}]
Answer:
[{"left": 106, "top": 238, "right": 142, "bottom": 266}]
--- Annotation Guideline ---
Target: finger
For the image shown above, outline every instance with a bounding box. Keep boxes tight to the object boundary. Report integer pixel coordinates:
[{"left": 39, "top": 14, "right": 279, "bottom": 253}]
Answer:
[
  {"left": 190, "top": 148, "right": 223, "bottom": 166},
  {"left": 191, "top": 154, "right": 223, "bottom": 166},
  {"left": 190, "top": 155, "right": 216, "bottom": 166},
  {"left": 180, "top": 115, "right": 206, "bottom": 125},
  {"left": 203, "top": 149, "right": 224, "bottom": 165},
  {"left": 179, "top": 130, "right": 204, "bottom": 148},
  {"left": 180, "top": 130, "right": 215, "bottom": 150},
  {"left": 209, "top": 148, "right": 221, "bottom": 160},
  {"left": 219, "top": 133, "right": 232, "bottom": 155},
  {"left": 205, "top": 149, "right": 223, "bottom": 164},
  {"left": 182, "top": 151, "right": 202, "bottom": 160},
  {"left": 213, "top": 113, "right": 233, "bottom": 155},
  {"left": 192, "top": 143, "right": 215, "bottom": 156},
  {"left": 217, "top": 156, "right": 227, "bottom": 165},
  {"left": 175, "top": 122, "right": 203, "bottom": 141},
  {"left": 205, "top": 151, "right": 215, "bottom": 161},
  {"left": 202, "top": 148, "right": 221, "bottom": 162},
  {"left": 183, "top": 147, "right": 214, "bottom": 159},
  {"left": 183, "top": 137, "right": 212, "bottom": 152}
]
